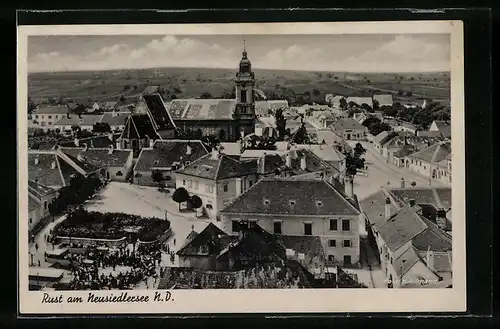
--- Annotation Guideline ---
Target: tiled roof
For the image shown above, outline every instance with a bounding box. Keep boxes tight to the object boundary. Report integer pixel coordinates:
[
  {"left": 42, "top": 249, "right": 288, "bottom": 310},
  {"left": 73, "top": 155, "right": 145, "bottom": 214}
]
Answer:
[
  {"left": 58, "top": 134, "right": 120, "bottom": 148},
  {"left": 393, "top": 144, "right": 416, "bottom": 158},
  {"left": 346, "top": 97, "right": 373, "bottom": 107},
  {"left": 103, "top": 101, "right": 118, "bottom": 108},
  {"left": 100, "top": 112, "right": 130, "bottom": 127},
  {"left": 176, "top": 152, "right": 256, "bottom": 180},
  {"left": 219, "top": 142, "right": 242, "bottom": 156},
  {"left": 389, "top": 188, "right": 440, "bottom": 208},
  {"left": 62, "top": 152, "right": 101, "bottom": 173},
  {"left": 60, "top": 147, "right": 132, "bottom": 168},
  {"left": 432, "top": 251, "right": 453, "bottom": 273},
  {"left": 332, "top": 118, "right": 366, "bottom": 132},
  {"left": 373, "top": 131, "right": 397, "bottom": 145},
  {"left": 28, "top": 151, "right": 84, "bottom": 187},
  {"left": 385, "top": 135, "right": 445, "bottom": 151},
  {"left": 393, "top": 246, "right": 422, "bottom": 276},
  {"left": 377, "top": 206, "right": 428, "bottom": 252},
  {"left": 121, "top": 114, "right": 160, "bottom": 140},
  {"left": 168, "top": 98, "right": 237, "bottom": 120},
  {"left": 80, "top": 115, "right": 104, "bottom": 126},
  {"left": 296, "top": 144, "right": 346, "bottom": 163},
  {"left": 53, "top": 116, "right": 81, "bottom": 126},
  {"left": 412, "top": 215, "right": 452, "bottom": 252},
  {"left": 373, "top": 94, "right": 393, "bottom": 106},
  {"left": 360, "top": 190, "right": 400, "bottom": 231},
  {"left": 142, "top": 94, "right": 176, "bottom": 131},
  {"left": 221, "top": 178, "right": 360, "bottom": 216},
  {"left": 433, "top": 121, "right": 451, "bottom": 138},
  {"left": 134, "top": 140, "right": 209, "bottom": 171},
  {"left": 417, "top": 131, "right": 443, "bottom": 138},
  {"left": 255, "top": 100, "right": 289, "bottom": 111},
  {"left": 28, "top": 180, "right": 57, "bottom": 198},
  {"left": 176, "top": 223, "right": 235, "bottom": 257},
  {"left": 28, "top": 194, "right": 41, "bottom": 212},
  {"left": 34, "top": 105, "right": 69, "bottom": 115},
  {"left": 282, "top": 149, "right": 335, "bottom": 176},
  {"left": 435, "top": 188, "right": 452, "bottom": 209},
  {"left": 407, "top": 142, "right": 451, "bottom": 163}
]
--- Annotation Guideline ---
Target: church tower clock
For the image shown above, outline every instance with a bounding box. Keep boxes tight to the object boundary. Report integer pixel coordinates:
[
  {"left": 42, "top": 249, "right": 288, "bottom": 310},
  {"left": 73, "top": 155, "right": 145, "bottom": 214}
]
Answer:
[{"left": 233, "top": 41, "right": 256, "bottom": 138}]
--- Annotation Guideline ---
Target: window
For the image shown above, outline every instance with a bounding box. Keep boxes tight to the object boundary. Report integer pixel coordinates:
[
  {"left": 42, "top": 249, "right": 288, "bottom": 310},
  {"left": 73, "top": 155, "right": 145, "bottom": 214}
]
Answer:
[
  {"left": 289, "top": 200, "right": 296, "bottom": 206},
  {"left": 182, "top": 180, "right": 186, "bottom": 186},
  {"left": 187, "top": 180, "right": 192, "bottom": 188},
  {"left": 390, "top": 257, "right": 393, "bottom": 264},
  {"left": 48, "top": 115, "right": 52, "bottom": 119},
  {"left": 342, "top": 240, "right": 352, "bottom": 248},
  {"left": 249, "top": 181, "right": 253, "bottom": 187},
  {"left": 29, "top": 218, "right": 32, "bottom": 224},
  {"left": 342, "top": 219, "right": 350, "bottom": 231},
  {"left": 330, "top": 219, "right": 338, "bottom": 231},
  {"left": 232, "top": 220, "right": 240, "bottom": 233},
  {"left": 194, "top": 180, "right": 199, "bottom": 190},
  {"left": 424, "top": 165, "right": 427, "bottom": 170},
  {"left": 41, "top": 115, "right": 44, "bottom": 119},
  {"left": 44, "top": 201, "right": 48, "bottom": 210},
  {"left": 304, "top": 223, "right": 312, "bottom": 236},
  {"left": 343, "top": 255, "right": 352, "bottom": 266},
  {"left": 223, "top": 184, "right": 228, "bottom": 192},
  {"left": 35, "top": 115, "right": 38, "bottom": 119},
  {"left": 328, "top": 255, "right": 335, "bottom": 262},
  {"left": 240, "top": 89, "right": 247, "bottom": 103},
  {"left": 329, "top": 239, "right": 336, "bottom": 247},
  {"left": 316, "top": 201, "right": 323, "bottom": 207},
  {"left": 55, "top": 115, "right": 58, "bottom": 119},
  {"left": 48, "top": 122, "right": 52, "bottom": 125},
  {"left": 273, "top": 221, "right": 282, "bottom": 234}
]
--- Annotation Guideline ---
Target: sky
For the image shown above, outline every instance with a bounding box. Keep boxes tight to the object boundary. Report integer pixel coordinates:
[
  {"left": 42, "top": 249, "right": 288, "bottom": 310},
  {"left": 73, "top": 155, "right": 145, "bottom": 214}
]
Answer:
[{"left": 27, "top": 34, "right": 450, "bottom": 73}]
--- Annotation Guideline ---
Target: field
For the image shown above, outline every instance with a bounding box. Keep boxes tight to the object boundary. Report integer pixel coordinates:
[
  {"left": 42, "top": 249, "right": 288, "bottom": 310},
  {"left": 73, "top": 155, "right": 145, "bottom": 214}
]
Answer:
[{"left": 28, "top": 67, "right": 450, "bottom": 106}]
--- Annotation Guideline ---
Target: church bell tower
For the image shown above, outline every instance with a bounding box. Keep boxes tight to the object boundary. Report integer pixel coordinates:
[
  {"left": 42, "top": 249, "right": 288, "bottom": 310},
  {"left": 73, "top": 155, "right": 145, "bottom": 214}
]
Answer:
[{"left": 234, "top": 40, "right": 256, "bottom": 137}]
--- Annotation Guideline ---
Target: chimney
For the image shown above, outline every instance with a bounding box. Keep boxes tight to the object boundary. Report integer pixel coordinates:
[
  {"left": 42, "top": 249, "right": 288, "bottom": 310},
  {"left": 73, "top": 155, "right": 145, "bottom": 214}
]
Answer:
[
  {"left": 186, "top": 144, "right": 192, "bottom": 155},
  {"left": 285, "top": 151, "right": 292, "bottom": 168},
  {"left": 34, "top": 157, "right": 39, "bottom": 165},
  {"left": 426, "top": 246, "right": 435, "bottom": 271},
  {"left": 108, "top": 132, "right": 113, "bottom": 141},
  {"left": 344, "top": 176, "right": 354, "bottom": 199},
  {"left": 116, "top": 141, "right": 121, "bottom": 150},
  {"left": 90, "top": 139, "right": 95, "bottom": 148},
  {"left": 409, "top": 199, "right": 416, "bottom": 207},
  {"left": 401, "top": 177, "right": 406, "bottom": 188},
  {"left": 112, "top": 110, "right": 118, "bottom": 117},
  {"left": 82, "top": 143, "right": 88, "bottom": 152},
  {"left": 385, "top": 197, "right": 392, "bottom": 220},
  {"left": 300, "top": 154, "right": 307, "bottom": 171},
  {"left": 235, "top": 178, "right": 243, "bottom": 196},
  {"left": 436, "top": 208, "right": 447, "bottom": 230},
  {"left": 108, "top": 144, "right": 114, "bottom": 155},
  {"left": 51, "top": 160, "right": 56, "bottom": 170},
  {"left": 74, "top": 138, "right": 80, "bottom": 147},
  {"left": 149, "top": 138, "right": 155, "bottom": 149}
]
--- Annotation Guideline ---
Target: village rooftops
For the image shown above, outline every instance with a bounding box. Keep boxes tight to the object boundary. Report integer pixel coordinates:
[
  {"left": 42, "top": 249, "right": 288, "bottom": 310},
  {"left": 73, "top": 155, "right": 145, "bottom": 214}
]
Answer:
[
  {"left": 134, "top": 140, "right": 209, "bottom": 171},
  {"left": 28, "top": 150, "right": 87, "bottom": 188},
  {"left": 58, "top": 134, "right": 121, "bottom": 148},
  {"left": 221, "top": 178, "right": 360, "bottom": 217},
  {"left": 406, "top": 141, "right": 451, "bottom": 163},
  {"left": 412, "top": 215, "right": 452, "bottom": 252},
  {"left": 346, "top": 96, "right": 373, "bottom": 107},
  {"left": 168, "top": 98, "right": 237, "bottom": 120},
  {"left": 360, "top": 190, "right": 400, "bottom": 231},
  {"left": 28, "top": 180, "right": 57, "bottom": 199},
  {"left": 393, "top": 144, "right": 417, "bottom": 158},
  {"left": 100, "top": 111, "right": 130, "bottom": 127},
  {"left": 175, "top": 151, "right": 257, "bottom": 181},
  {"left": 120, "top": 114, "right": 160, "bottom": 140},
  {"left": 388, "top": 187, "right": 452, "bottom": 210},
  {"left": 392, "top": 246, "right": 422, "bottom": 277},
  {"left": 384, "top": 135, "right": 446, "bottom": 151},
  {"left": 331, "top": 118, "right": 366, "bottom": 132},
  {"left": 176, "top": 222, "right": 235, "bottom": 257},
  {"left": 373, "top": 131, "right": 398, "bottom": 146},
  {"left": 33, "top": 105, "right": 69, "bottom": 115},
  {"left": 60, "top": 147, "right": 132, "bottom": 168},
  {"left": 432, "top": 120, "right": 451, "bottom": 139}
]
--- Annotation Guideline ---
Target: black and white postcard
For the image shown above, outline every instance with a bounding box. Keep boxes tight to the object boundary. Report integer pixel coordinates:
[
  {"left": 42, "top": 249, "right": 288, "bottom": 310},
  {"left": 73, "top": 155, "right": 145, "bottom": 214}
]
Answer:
[{"left": 17, "top": 21, "right": 466, "bottom": 314}]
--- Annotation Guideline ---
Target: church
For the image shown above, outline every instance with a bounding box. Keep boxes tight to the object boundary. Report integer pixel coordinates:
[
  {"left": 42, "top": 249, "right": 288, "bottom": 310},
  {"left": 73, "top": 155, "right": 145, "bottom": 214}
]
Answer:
[{"left": 167, "top": 44, "right": 257, "bottom": 142}]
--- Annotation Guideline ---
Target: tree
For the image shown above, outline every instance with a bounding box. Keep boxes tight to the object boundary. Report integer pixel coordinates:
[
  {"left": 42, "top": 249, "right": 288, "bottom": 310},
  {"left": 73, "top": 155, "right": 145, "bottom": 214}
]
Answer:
[
  {"left": 93, "top": 122, "right": 111, "bottom": 133},
  {"left": 411, "top": 181, "right": 417, "bottom": 187},
  {"left": 382, "top": 105, "right": 398, "bottom": 118},
  {"left": 151, "top": 170, "right": 164, "bottom": 190},
  {"left": 200, "top": 92, "right": 213, "bottom": 99},
  {"left": 119, "top": 96, "right": 126, "bottom": 102},
  {"left": 292, "top": 123, "right": 310, "bottom": 144},
  {"left": 190, "top": 195, "right": 202, "bottom": 217},
  {"left": 354, "top": 143, "right": 366, "bottom": 156},
  {"left": 361, "top": 103, "right": 374, "bottom": 113},
  {"left": 368, "top": 122, "right": 392, "bottom": 136},
  {"left": 372, "top": 99, "right": 380, "bottom": 111},
  {"left": 274, "top": 108, "right": 287, "bottom": 140},
  {"left": 48, "top": 201, "right": 59, "bottom": 221},
  {"left": 172, "top": 187, "right": 190, "bottom": 211},
  {"left": 312, "top": 88, "right": 321, "bottom": 96}
]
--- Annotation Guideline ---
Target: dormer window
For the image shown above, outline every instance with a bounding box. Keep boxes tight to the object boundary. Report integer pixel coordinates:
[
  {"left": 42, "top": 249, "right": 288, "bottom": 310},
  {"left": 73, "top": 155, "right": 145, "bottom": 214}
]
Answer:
[
  {"left": 316, "top": 201, "right": 323, "bottom": 207},
  {"left": 153, "top": 160, "right": 159, "bottom": 166},
  {"left": 263, "top": 199, "right": 270, "bottom": 205},
  {"left": 289, "top": 200, "right": 296, "bottom": 206}
]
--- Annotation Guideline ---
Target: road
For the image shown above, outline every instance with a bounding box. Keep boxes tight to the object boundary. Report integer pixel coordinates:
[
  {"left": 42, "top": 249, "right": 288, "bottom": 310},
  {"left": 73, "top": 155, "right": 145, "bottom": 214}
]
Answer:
[{"left": 349, "top": 141, "right": 447, "bottom": 200}]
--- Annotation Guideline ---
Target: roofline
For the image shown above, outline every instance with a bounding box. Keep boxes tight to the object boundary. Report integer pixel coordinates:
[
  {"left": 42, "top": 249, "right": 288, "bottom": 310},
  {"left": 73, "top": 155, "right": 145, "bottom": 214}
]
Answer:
[
  {"left": 219, "top": 211, "right": 358, "bottom": 218},
  {"left": 132, "top": 147, "right": 147, "bottom": 172}
]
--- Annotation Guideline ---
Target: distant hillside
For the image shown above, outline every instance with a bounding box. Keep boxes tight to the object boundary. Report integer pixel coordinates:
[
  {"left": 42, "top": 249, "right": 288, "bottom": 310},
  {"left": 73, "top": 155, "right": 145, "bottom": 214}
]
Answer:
[{"left": 28, "top": 67, "right": 450, "bottom": 106}]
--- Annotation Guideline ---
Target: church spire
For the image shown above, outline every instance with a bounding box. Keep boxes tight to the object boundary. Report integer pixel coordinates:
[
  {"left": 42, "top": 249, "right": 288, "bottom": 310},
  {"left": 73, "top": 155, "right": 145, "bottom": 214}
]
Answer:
[{"left": 242, "top": 39, "right": 247, "bottom": 59}]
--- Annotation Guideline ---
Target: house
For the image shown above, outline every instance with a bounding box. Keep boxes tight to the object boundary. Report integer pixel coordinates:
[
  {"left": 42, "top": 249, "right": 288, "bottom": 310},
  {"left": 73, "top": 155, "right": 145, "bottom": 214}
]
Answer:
[
  {"left": 31, "top": 105, "right": 69, "bottom": 131},
  {"left": 220, "top": 178, "right": 362, "bottom": 267},
  {"left": 330, "top": 118, "right": 367, "bottom": 141},
  {"left": 352, "top": 112, "right": 368, "bottom": 125},
  {"left": 392, "top": 144, "right": 417, "bottom": 167},
  {"left": 329, "top": 95, "right": 346, "bottom": 109},
  {"left": 385, "top": 119, "right": 419, "bottom": 135},
  {"left": 254, "top": 100, "right": 289, "bottom": 116},
  {"left": 346, "top": 97, "right": 373, "bottom": 108},
  {"left": 382, "top": 134, "right": 445, "bottom": 164},
  {"left": 405, "top": 142, "right": 451, "bottom": 185},
  {"left": 115, "top": 99, "right": 137, "bottom": 112},
  {"left": 28, "top": 150, "right": 98, "bottom": 189},
  {"left": 416, "top": 130, "right": 443, "bottom": 138},
  {"left": 387, "top": 186, "right": 452, "bottom": 231},
  {"left": 361, "top": 193, "right": 452, "bottom": 288},
  {"left": 28, "top": 180, "right": 58, "bottom": 232},
  {"left": 102, "top": 101, "right": 118, "bottom": 111},
  {"left": 53, "top": 115, "right": 82, "bottom": 133},
  {"left": 100, "top": 111, "right": 130, "bottom": 132},
  {"left": 373, "top": 131, "right": 397, "bottom": 154},
  {"left": 174, "top": 148, "right": 260, "bottom": 220},
  {"left": 85, "top": 102, "right": 100, "bottom": 113},
  {"left": 373, "top": 94, "right": 393, "bottom": 107},
  {"left": 117, "top": 114, "right": 161, "bottom": 156},
  {"left": 60, "top": 145, "right": 134, "bottom": 182},
  {"left": 429, "top": 120, "right": 451, "bottom": 139},
  {"left": 133, "top": 140, "right": 209, "bottom": 187},
  {"left": 293, "top": 144, "right": 346, "bottom": 176},
  {"left": 80, "top": 114, "right": 105, "bottom": 131},
  {"left": 59, "top": 133, "right": 121, "bottom": 149},
  {"left": 134, "top": 93, "right": 177, "bottom": 139}
]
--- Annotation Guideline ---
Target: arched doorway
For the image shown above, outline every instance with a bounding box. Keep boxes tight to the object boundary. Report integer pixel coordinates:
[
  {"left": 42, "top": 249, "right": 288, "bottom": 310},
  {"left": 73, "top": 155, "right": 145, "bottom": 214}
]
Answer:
[{"left": 432, "top": 169, "right": 437, "bottom": 179}]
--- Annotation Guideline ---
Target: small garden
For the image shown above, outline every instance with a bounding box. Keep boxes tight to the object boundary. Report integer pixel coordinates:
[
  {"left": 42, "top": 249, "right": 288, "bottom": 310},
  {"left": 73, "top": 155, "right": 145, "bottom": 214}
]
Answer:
[{"left": 54, "top": 208, "right": 170, "bottom": 242}]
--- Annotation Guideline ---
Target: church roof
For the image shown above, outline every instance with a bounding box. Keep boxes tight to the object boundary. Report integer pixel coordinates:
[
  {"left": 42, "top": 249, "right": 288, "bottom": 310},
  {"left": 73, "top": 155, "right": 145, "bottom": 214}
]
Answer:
[
  {"left": 142, "top": 94, "right": 177, "bottom": 131},
  {"left": 120, "top": 114, "right": 160, "bottom": 140},
  {"left": 168, "top": 98, "right": 237, "bottom": 120}
]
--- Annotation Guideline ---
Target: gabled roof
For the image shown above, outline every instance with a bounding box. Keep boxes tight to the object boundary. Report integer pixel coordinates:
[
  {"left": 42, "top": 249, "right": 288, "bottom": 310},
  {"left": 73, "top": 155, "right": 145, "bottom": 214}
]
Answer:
[
  {"left": 28, "top": 194, "right": 41, "bottom": 212},
  {"left": 134, "top": 140, "right": 209, "bottom": 171},
  {"left": 346, "top": 97, "right": 373, "bottom": 107},
  {"left": 28, "top": 151, "right": 85, "bottom": 188},
  {"left": 58, "top": 134, "right": 120, "bottom": 148},
  {"left": 432, "top": 120, "right": 452, "bottom": 138},
  {"left": 168, "top": 98, "right": 237, "bottom": 120},
  {"left": 34, "top": 105, "right": 68, "bottom": 115},
  {"left": 176, "top": 223, "right": 234, "bottom": 257},
  {"left": 176, "top": 152, "right": 257, "bottom": 180},
  {"left": 120, "top": 114, "right": 160, "bottom": 140},
  {"left": 141, "top": 94, "right": 176, "bottom": 131},
  {"left": 332, "top": 118, "right": 366, "bottom": 132},
  {"left": 377, "top": 206, "right": 428, "bottom": 252},
  {"left": 393, "top": 144, "right": 416, "bottom": 158},
  {"left": 100, "top": 112, "right": 130, "bottom": 127},
  {"left": 296, "top": 144, "right": 346, "bottom": 163},
  {"left": 53, "top": 116, "right": 81, "bottom": 126},
  {"left": 80, "top": 115, "right": 104, "bottom": 126},
  {"left": 60, "top": 147, "right": 132, "bottom": 168},
  {"left": 407, "top": 142, "right": 451, "bottom": 163},
  {"left": 393, "top": 246, "right": 422, "bottom": 277},
  {"left": 360, "top": 190, "right": 400, "bottom": 231},
  {"left": 373, "top": 131, "right": 398, "bottom": 145},
  {"left": 388, "top": 187, "right": 452, "bottom": 211},
  {"left": 412, "top": 215, "right": 452, "bottom": 252},
  {"left": 28, "top": 180, "right": 57, "bottom": 199},
  {"left": 221, "top": 178, "right": 360, "bottom": 216}
]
